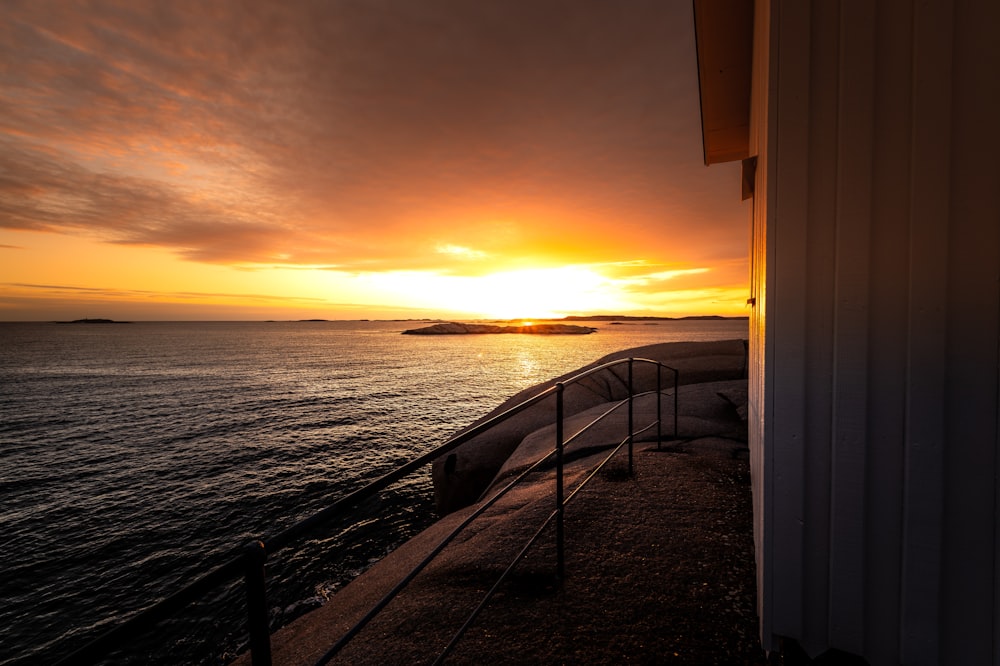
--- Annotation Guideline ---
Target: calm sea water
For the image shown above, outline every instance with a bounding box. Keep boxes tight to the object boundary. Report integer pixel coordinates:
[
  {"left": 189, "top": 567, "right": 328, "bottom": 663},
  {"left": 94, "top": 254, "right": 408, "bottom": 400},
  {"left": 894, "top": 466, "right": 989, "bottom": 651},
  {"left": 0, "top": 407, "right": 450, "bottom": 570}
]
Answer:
[{"left": 0, "top": 319, "right": 746, "bottom": 665}]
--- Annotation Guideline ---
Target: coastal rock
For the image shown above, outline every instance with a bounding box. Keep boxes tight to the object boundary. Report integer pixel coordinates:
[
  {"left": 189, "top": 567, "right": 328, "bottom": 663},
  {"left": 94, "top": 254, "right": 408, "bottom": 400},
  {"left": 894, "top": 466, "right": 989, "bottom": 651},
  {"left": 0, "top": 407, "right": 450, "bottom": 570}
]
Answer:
[
  {"left": 489, "top": 379, "right": 749, "bottom": 487},
  {"left": 403, "top": 322, "right": 596, "bottom": 335},
  {"left": 245, "top": 346, "right": 755, "bottom": 666},
  {"left": 432, "top": 339, "right": 748, "bottom": 514}
]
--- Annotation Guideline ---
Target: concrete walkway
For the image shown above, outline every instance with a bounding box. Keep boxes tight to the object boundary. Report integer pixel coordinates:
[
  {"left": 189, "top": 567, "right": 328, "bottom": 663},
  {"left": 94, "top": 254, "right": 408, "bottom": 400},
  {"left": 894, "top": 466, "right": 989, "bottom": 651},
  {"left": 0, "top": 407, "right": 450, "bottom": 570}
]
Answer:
[{"left": 246, "top": 436, "right": 766, "bottom": 665}]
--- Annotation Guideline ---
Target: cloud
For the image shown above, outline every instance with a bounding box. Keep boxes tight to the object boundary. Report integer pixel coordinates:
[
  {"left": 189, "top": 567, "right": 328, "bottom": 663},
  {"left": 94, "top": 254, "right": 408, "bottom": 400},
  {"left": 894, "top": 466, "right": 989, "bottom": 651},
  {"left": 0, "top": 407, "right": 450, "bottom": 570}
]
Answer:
[
  {"left": 436, "top": 244, "right": 488, "bottom": 260},
  {"left": 0, "top": 0, "right": 746, "bottom": 275},
  {"left": 0, "top": 280, "right": 460, "bottom": 320},
  {"left": 4, "top": 281, "right": 326, "bottom": 304}
]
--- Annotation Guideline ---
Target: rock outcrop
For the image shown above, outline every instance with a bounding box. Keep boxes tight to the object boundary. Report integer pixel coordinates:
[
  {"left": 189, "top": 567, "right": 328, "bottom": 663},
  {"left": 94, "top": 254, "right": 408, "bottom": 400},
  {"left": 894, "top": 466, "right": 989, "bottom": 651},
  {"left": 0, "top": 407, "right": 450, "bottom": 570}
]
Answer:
[
  {"left": 432, "top": 339, "right": 748, "bottom": 514},
  {"left": 490, "top": 379, "right": 748, "bottom": 486},
  {"left": 236, "top": 337, "right": 754, "bottom": 666},
  {"left": 403, "top": 322, "right": 596, "bottom": 335}
]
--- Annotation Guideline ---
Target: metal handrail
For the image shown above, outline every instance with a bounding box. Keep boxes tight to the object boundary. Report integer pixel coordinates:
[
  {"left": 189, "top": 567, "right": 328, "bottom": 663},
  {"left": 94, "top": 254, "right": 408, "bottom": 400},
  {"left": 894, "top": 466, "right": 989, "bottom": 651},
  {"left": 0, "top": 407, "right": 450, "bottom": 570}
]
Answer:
[
  {"left": 432, "top": 383, "right": 669, "bottom": 665},
  {"left": 53, "top": 357, "right": 678, "bottom": 666}
]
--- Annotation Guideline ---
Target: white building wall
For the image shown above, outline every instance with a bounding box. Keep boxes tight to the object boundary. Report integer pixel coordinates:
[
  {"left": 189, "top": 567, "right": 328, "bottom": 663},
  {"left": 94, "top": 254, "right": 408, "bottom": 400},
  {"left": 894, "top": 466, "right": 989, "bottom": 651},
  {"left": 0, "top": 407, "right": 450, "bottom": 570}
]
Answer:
[{"left": 749, "top": 1, "right": 1000, "bottom": 663}]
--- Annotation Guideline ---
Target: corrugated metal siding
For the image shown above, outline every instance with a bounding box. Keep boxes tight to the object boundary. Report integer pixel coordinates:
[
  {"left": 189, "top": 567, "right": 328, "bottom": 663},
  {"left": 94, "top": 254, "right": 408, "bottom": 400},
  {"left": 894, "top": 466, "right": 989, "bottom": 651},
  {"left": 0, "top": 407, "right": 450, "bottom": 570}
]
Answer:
[
  {"left": 940, "top": 2, "right": 1000, "bottom": 661},
  {"left": 746, "top": 0, "right": 772, "bottom": 647},
  {"left": 754, "top": 0, "right": 1000, "bottom": 663}
]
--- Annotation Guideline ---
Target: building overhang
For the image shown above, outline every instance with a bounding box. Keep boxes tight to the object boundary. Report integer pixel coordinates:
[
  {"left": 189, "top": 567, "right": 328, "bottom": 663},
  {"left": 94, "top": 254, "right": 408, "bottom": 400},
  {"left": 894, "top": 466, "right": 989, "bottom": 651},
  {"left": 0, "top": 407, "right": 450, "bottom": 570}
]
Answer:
[{"left": 692, "top": 0, "right": 755, "bottom": 165}]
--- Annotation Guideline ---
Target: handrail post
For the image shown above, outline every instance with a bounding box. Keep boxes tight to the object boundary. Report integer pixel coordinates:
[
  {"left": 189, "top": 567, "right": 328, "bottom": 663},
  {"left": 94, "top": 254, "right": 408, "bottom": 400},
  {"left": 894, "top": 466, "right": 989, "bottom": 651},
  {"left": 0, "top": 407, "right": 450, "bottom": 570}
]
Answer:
[
  {"left": 673, "top": 367, "right": 679, "bottom": 440},
  {"left": 656, "top": 363, "right": 663, "bottom": 450},
  {"left": 555, "top": 383, "right": 565, "bottom": 581},
  {"left": 627, "top": 359, "right": 634, "bottom": 476},
  {"left": 243, "top": 540, "right": 272, "bottom": 666}
]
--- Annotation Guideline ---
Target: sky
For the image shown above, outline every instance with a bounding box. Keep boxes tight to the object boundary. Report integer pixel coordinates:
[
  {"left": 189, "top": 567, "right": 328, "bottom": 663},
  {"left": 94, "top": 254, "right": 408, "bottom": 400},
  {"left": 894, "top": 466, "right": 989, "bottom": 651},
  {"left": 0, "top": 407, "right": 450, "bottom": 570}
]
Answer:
[{"left": 0, "top": 0, "right": 747, "bottom": 321}]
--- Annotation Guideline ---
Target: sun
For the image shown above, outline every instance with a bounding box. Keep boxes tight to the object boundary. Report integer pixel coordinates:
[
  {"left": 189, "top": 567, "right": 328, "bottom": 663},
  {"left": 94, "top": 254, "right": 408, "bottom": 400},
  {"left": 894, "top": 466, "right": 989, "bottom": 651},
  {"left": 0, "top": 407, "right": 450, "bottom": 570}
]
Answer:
[
  {"left": 366, "top": 266, "right": 630, "bottom": 320},
  {"left": 444, "top": 267, "right": 628, "bottom": 319}
]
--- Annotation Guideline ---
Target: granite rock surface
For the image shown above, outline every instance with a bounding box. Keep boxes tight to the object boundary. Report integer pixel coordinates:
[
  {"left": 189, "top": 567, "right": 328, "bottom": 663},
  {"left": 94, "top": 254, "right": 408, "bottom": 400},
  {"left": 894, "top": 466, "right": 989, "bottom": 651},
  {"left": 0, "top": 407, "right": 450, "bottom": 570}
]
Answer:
[{"left": 432, "top": 339, "right": 748, "bottom": 514}]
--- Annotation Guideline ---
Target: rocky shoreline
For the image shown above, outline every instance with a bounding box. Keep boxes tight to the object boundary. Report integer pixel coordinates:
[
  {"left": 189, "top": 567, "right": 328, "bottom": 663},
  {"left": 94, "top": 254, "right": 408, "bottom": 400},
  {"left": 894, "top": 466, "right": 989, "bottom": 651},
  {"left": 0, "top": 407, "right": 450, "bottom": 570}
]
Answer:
[
  {"left": 239, "top": 339, "right": 757, "bottom": 665},
  {"left": 432, "top": 339, "right": 748, "bottom": 513}
]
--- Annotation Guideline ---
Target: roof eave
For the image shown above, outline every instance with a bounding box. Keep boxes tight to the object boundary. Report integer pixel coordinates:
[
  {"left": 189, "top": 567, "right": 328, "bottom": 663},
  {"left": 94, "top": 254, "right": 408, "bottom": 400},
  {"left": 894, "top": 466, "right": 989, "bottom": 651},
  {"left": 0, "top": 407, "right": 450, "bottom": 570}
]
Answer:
[{"left": 692, "top": 0, "right": 755, "bottom": 166}]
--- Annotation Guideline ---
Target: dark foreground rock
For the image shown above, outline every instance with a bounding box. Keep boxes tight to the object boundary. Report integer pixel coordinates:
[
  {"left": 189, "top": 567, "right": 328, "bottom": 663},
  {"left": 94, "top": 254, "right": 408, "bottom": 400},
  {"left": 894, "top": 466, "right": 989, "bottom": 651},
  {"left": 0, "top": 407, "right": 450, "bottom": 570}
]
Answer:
[{"left": 403, "top": 322, "right": 596, "bottom": 335}]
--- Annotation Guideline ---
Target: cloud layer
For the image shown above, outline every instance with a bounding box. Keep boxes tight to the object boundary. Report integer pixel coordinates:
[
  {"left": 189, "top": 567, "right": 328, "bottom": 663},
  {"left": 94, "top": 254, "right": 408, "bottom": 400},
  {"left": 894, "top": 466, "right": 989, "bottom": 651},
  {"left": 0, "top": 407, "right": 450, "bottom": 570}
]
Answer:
[{"left": 1, "top": 0, "right": 745, "bottom": 298}]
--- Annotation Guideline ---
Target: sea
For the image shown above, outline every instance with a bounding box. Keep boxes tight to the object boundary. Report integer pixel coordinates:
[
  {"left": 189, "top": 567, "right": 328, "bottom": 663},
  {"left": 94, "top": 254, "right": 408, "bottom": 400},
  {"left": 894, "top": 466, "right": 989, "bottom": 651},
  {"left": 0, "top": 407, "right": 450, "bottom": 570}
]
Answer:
[{"left": 0, "top": 318, "right": 747, "bottom": 665}]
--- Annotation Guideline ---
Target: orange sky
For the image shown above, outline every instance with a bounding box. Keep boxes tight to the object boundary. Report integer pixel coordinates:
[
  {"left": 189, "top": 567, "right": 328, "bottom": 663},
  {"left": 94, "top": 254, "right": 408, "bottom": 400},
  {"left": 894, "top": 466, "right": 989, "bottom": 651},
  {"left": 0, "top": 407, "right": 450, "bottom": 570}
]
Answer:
[{"left": 0, "top": 0, "right": 747, "bottom": 321}]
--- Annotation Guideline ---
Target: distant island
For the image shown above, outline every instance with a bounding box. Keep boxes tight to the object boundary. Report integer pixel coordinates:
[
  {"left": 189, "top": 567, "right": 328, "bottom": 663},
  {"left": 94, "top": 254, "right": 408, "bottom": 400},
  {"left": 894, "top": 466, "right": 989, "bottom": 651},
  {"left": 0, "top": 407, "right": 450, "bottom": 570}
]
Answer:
[
  {"left": 403, "top": 315, "right": 748, "bottom": 335},
  {"left": 403, "top": 322, "right": 596, "bottom": 335},
  {"left": 560, "top": 315, "right": 748, "bottom": 322},
  {"left": 55, "top": 318, "right": 131, "bottom": 324}
]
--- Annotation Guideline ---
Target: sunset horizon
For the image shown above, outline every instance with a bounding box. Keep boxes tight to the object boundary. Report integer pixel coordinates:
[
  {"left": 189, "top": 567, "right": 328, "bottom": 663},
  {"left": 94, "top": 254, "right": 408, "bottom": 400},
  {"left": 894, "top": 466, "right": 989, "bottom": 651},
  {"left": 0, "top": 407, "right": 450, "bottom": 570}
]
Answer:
[
  {"left": 1, "top": 0, "right": 748, "bottom": 323},
  {"left": 6, "top": 0, "right": 997, "bottom": 663},
  {"left": 23, "top": 312, "right": 750, "bottom": 324}
]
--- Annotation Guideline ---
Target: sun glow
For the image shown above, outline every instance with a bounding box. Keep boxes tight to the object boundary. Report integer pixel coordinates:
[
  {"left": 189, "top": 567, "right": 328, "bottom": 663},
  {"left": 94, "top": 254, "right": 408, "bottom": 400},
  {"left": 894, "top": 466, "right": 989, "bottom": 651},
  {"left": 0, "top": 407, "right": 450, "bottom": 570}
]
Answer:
[
  {"left": 364, "top": 266, "right": 629, "bottom": 320},
  {"left": 1, "top": 230, "right": 746, "bottom": 321}
]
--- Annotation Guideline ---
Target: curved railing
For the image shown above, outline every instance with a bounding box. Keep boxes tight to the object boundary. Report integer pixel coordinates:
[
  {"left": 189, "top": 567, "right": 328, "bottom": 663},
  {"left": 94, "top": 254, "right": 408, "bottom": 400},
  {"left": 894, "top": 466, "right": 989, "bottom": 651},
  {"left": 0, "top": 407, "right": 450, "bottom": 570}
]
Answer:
[{"left": 54, "top": 357, "right": 678, "bottom": 666}]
